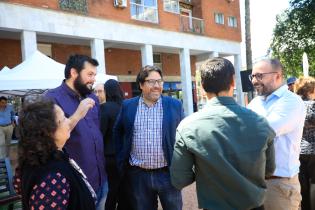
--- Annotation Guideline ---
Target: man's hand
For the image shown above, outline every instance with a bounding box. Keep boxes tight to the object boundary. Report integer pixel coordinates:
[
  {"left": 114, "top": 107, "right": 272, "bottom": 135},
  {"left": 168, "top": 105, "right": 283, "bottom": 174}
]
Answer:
[
  {"left": 75, "top": 98, "right": 95, "bottom": 120},
  {"left": 69, "top": 98, "right": 95, "bottom": 131}
]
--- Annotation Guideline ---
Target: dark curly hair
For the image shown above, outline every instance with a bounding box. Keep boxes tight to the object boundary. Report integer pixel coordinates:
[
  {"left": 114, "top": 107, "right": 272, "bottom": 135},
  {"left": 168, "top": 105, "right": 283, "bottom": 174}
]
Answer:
[
  {"left": 18, "top": 97, "right": 61, "bottom": 168},
  {"left": 294, "top": 77, "right": 315, "bottom": 100}
]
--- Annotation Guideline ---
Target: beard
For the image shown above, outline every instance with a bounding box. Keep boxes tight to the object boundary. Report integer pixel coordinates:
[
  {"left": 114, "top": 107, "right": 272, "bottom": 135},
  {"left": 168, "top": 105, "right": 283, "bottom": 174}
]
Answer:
[
  {"left": 74, "top": 75, "right": 93, "bottom": 97},
  {"left": 254, "top": 83, "right": 273, "bottom": 96}
]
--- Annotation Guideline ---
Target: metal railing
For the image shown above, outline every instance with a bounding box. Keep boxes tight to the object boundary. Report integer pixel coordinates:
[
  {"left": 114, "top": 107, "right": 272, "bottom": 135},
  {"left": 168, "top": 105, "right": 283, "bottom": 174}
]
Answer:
[{"left": 180, "top": 15, "right": 204, "bottom": 34}]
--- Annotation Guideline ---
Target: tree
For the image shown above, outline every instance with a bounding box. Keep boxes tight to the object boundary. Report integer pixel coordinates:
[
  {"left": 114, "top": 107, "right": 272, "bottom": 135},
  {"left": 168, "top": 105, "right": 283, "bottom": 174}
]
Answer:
[
  {"left": 244, "top": 0, "right": 254, "bottom": 101},
  {"left": 270, "top": 0, "right": 315, "bottom": 77},
  {"left": 245, "top": 0, "right": 253, "bottom": 71}
]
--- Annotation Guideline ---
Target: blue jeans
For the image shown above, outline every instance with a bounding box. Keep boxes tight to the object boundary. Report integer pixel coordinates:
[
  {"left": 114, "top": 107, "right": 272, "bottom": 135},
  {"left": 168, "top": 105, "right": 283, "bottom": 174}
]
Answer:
[
  {"left": 96, "top": 181, "right": 108, "bottom": 210},
  {"left": 127, "top": 166, "right": 182, "bottom": 210}
]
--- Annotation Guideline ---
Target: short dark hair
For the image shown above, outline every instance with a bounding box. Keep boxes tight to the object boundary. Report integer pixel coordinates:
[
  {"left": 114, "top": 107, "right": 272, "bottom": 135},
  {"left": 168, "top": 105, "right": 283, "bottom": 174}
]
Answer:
[
  {"left": 104, "top": 79, "right": 124, "bottom": 104},
  {"left": 64, "top": 54, "right": 99, "bottom": 79},
  {"left": 18, "top": 96, "right": 61, "bottom": 167},
  {"left": 136, "top": 65, "right": 163, "bottom": 90},
  {"left": 200, "top": 58, "right": 235, "bottom": 94},
  {"left": 0, "top": 96, "right": 7, "bottom": 102},
  {"left": 259, "top": 58, "right": 284, "bottom": 73}
]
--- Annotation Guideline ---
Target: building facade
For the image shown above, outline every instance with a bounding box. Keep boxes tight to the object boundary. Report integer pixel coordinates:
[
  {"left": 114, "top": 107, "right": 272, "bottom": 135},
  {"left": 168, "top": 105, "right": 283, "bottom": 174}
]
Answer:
[{"left": 0, "top": 0, "right": 243, "bottom": 114}]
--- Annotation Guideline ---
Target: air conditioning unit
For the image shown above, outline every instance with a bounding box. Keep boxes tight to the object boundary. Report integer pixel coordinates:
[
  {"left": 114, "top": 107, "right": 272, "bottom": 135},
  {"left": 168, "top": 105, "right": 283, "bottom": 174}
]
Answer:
[{"left": 114, "top": 0, "right": 127, "bottom": 8}]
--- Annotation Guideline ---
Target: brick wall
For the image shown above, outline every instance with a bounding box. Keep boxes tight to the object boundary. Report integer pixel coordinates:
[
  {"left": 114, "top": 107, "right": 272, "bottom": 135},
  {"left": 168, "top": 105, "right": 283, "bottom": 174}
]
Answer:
[
  {"left": 5, "top": 0, "right": 241, "bottom": 41},
  {"left": 0, "top": 39, "right": 22, "bottom": 69},
  {"left": 203, "top": 0, "right": 241, "bottom": 41},
  {"left": 0, "top": 40, "right": 196, "bottom": 77}
]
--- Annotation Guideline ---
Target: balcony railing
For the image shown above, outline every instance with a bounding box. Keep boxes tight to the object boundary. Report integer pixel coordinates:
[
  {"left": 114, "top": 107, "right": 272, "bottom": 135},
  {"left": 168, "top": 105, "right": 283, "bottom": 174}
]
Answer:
[
  {"left": 180, "top": 15, "right": 204, "bottom": 34},
  {"left": 59, "top": 0, "right": 88, "bottom": 14}
]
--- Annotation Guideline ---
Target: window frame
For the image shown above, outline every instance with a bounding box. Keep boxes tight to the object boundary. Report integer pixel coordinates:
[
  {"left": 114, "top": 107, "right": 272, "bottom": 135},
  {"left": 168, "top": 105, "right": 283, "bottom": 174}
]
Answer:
[
  {"left": 163, "top": 0, "right": 179, "bottom": 14},
  {"left": 130, "top": 0, "right": 159, "bottom": 23},
  {"left": 214, "top": 12, "right": 224, "bottom": 25},
  {"left": 153, "top": 53, "right": 163, "bottom": 71},
  {"left": 228, "top": 16, "right": 237, "bottom": 28}
]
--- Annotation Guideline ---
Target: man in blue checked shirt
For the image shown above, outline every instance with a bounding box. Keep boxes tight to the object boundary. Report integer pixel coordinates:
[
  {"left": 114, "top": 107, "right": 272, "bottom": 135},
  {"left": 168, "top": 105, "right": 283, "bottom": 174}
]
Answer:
[{"left": 114, "top": 65, "right": 184, "bottom": 210}]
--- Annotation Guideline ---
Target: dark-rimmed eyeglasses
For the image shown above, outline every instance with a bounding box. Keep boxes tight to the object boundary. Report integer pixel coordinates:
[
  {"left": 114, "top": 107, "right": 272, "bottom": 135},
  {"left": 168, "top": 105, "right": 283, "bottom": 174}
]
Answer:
[
  {"left": 248, "top": 72, "right": 278, "bottom": 81},
  {"left": 145, "top": 79, "right": 164, "bottom": 86}
]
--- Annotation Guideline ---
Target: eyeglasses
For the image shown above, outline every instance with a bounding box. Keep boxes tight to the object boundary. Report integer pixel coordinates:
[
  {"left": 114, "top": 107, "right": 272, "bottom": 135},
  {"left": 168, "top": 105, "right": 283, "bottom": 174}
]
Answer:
[
  {"left": 248, "top": 72, "right": 278, "bottom": 81},
  {"left": 145, "top": 79, "right": 164, "bottom": 86}
]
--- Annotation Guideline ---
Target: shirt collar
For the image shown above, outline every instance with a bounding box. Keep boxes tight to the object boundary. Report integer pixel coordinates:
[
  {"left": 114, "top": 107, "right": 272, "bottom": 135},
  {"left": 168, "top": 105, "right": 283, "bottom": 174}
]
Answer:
[
  {"left": 263, "top": 84, "right": 288, "bottom": 102},
  {"left": 139, "top": 95, "right": 162, "bottom": 108},
  {"left": 206, "top": 96, "right": 237, "bottom": 106}
]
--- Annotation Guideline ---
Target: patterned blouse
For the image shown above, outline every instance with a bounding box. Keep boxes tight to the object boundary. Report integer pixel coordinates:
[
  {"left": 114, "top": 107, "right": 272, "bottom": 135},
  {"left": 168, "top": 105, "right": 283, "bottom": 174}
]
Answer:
[
  {"left": 14, "top": 172, "right": 70, "bottom": 209},
  {"left": 301, "top": 100, "right": 315, "bottom": 155}
]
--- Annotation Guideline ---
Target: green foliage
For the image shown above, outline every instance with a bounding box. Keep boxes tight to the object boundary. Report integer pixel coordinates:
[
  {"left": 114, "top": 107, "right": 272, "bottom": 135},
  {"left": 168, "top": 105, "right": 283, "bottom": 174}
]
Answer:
[
  {"left": 270, "top": 0, "right": 315, "bottom": 77},
  {"left": 59, "top": 0, "right": 88, "bottom": 14}
]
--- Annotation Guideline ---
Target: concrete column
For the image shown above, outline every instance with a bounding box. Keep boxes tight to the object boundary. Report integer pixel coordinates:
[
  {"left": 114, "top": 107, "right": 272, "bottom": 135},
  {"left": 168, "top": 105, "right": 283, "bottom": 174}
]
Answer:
[
  {"left": 21, "top": 30, "right": 37, "bottom": 61},
  {"left": 234, "top": 54, "right": 245, "bottom": 106},
  {"left": 91, "top": 39, "right": 106, "bottom": 74},
  {"left": 180, "top": 48, "right": 193, "bottom": 116},
  {"left": 141, "top": 44, "right": 153, "bottom": 66}
]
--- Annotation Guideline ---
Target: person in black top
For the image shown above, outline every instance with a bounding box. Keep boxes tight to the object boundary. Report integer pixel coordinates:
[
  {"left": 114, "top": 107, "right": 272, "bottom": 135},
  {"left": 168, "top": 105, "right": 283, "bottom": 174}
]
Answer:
[
  {"left": 15, "top": 96, "right": 96, "bottom": 210},
  {"left": 100, "top": 79, "right": 124, "bottom": 210}
]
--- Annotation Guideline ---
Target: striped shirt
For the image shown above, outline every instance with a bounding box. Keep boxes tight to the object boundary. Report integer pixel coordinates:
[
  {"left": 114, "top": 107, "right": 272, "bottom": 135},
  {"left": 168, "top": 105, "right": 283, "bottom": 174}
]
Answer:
[{"left": 129, "top": 97, "right": 167, "bottom": 169}]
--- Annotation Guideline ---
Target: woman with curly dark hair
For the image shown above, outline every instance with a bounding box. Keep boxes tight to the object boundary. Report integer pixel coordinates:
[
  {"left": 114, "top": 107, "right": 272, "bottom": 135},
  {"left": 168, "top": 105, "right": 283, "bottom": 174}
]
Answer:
[
  {"left": 294, "top": 77, "right": 315, "bottom": 210},
  {"left": 15, "top": 96, "right": 97, "bottom": 210}
]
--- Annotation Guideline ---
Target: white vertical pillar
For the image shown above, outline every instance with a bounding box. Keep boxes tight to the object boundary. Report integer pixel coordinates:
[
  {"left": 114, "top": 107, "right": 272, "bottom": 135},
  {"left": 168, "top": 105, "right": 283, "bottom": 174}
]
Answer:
[
  {"left": 180, "top": 48, "right": 193, "bottom": 116},
  {"left": 21, "top": 30, "right": 37, "bottom": 61},
  {"left": 141, "top": 44, "right": 153, "bottom": 66},
  {"left": 234, "top": 54, "right": 245, "bottom": 106},
  {"left": 91, "top": 39, "right": 106, "bottom": 74}
]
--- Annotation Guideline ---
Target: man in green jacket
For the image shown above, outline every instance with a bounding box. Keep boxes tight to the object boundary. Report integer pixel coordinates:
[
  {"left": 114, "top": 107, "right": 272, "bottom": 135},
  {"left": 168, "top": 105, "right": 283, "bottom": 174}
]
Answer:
[{"left": 170, "top": 57, "right": 276, "bottom": 210}]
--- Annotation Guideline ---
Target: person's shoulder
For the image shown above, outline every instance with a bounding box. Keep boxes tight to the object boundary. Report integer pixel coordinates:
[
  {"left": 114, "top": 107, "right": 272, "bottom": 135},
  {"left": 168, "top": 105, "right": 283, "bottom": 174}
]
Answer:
[
  {"left": 123, "top": 97, "right": 139, "bottom": 105},
  {"left": 281, "top": 89, "right": 304, "bottom": 105},
  {"left": 177, "top": 111, "right": 204, "bottom": 131},
  {"left": 162, "top": 96, "right": 182, "bottom": 106},
  {"left": 45, "top": 85, "right": 63, "bottom": 98}
]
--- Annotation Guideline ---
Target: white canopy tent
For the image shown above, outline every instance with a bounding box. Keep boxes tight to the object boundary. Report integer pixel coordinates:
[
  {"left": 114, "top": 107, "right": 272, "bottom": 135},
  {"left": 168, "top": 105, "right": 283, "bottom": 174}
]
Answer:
[
  {"left": 0, "top": 51, "right": 117, "bottom": 96},
  {"left": 0, "top": 66, "right": 10, "bottom": 73},
  {"left": 0, "top": 51, "right": 65, "bottom": 91}
]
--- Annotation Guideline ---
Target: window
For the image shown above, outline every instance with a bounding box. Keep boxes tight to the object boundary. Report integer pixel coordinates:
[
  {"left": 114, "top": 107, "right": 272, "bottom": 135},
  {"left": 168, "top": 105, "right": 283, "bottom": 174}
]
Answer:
[
  {"left": 228, "top": 16, "right": 237, "bottom": 27},
  {"left": 38, "top": 43, "right": 52, "bottom": 58},
  {"left": 164, "top": 0, "right": 179, "bottom": 13},
  {"left": 130, "top": 0, "right": 158, "bottom": 23},
  {"left": 214, "top": 13, "right": 224, "bottom": 24},
  {"left": 153, "top": 53, "right": 162, "bottom": 70}
]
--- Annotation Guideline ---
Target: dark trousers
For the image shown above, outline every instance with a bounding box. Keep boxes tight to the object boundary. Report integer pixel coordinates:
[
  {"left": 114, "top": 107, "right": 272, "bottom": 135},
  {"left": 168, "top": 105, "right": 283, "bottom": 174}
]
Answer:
[
  {"left": 127, "top": 166, "right": 182, "bottom": 210},
  {"left": 299, "top": 154, "right": 315, "bottom": 210},
  {"left": 104, "top": 155, "right": 126, "bottom": 210}
]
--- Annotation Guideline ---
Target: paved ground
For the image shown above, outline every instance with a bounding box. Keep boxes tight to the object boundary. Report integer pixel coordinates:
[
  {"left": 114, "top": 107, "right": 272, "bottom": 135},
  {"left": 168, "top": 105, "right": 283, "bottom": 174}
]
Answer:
[{"left": 158, "top": 183, "right": 199, "bottom": 210}]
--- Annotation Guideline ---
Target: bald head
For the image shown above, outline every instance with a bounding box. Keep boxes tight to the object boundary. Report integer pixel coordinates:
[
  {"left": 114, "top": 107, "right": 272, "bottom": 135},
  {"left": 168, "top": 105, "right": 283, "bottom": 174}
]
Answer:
[{"left": 94, "top": 83, "right": 106, "bottom": 104}]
